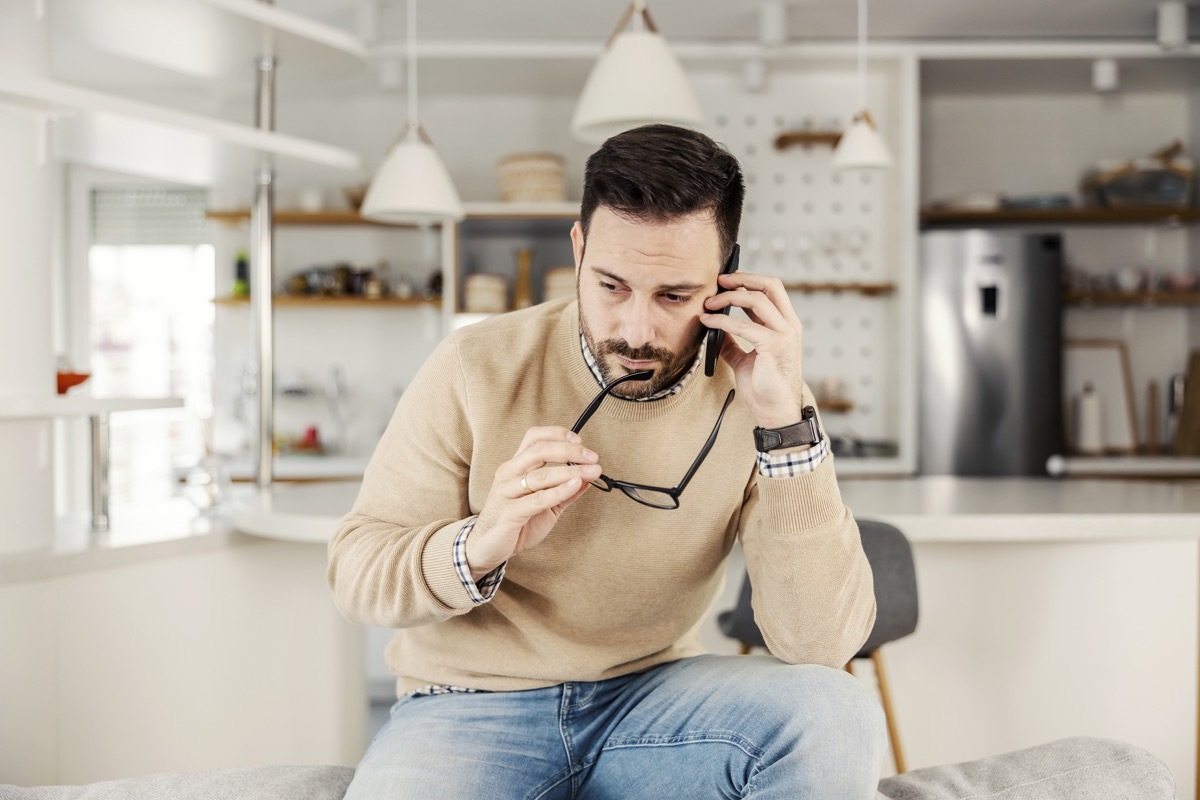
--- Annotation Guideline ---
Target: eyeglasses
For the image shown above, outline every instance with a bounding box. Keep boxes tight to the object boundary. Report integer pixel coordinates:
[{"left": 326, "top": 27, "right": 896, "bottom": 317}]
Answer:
[{"left": 570, "top": 369, "right": 735, "bottom": 509}]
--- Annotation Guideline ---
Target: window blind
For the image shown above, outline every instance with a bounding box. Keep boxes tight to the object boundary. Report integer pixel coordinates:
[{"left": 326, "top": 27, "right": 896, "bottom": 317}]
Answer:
[{"left": 91, "top": 187, "right": 210, "bottom": 246}]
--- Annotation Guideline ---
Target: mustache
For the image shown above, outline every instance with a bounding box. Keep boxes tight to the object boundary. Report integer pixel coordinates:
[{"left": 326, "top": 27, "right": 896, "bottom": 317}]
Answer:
[{"left": 599, "top": 339, "right": 673, "bottom": 363}]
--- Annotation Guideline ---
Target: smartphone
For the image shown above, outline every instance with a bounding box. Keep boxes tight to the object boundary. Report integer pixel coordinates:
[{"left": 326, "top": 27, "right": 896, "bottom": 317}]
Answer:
[{"left": 704, "top": 243, "right": 740, "bottom": 377}]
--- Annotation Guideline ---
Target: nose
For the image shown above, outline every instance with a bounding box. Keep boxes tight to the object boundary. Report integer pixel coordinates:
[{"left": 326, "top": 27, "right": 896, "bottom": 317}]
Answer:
[{"left": 617, "top": 296, "right": 658, "bottom": 350}]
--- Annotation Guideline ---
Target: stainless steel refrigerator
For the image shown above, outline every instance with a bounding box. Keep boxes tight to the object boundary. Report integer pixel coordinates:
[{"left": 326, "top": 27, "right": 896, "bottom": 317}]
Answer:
[{"left": 919, "top": 230, "right": 1064, "bottom": 476}]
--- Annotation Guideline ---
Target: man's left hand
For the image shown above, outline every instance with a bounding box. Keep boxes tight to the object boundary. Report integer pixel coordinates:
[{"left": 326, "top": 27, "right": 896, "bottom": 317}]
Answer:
[{"left": 700, "top": 272, "right": 805, "bottom": 430}]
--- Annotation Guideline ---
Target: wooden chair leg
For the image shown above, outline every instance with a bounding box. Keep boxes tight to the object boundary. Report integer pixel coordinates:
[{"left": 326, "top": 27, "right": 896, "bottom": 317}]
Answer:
[
  {"left": 870, "top": 648, "right": 907, "bottom": 774},
  {"left": 738, "top": 642, "right": 751, "bottom": 655}
]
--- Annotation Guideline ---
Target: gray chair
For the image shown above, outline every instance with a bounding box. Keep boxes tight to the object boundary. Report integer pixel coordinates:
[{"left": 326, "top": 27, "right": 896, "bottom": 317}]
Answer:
[{"left": 718, "top": 519, "right": 918, "bottom": 771}]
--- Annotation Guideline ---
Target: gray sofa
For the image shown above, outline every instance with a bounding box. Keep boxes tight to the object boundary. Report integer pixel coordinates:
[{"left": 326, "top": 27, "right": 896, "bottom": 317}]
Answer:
[{"left": 0, "top": 736, "right": 1175, "bottom": 799}]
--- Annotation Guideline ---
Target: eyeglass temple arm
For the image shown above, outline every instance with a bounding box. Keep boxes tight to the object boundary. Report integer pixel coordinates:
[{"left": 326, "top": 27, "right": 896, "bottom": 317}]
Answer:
[
  {"left": 570, "top": 369, "right": 654, "bottom": 434},
  {"left": 673, "top": 389, "right": 736, "bottom": 494}
]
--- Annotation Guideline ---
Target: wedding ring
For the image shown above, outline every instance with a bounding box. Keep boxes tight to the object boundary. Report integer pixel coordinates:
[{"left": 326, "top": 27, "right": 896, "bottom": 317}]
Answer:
[{"left": 520, "top": 473, "right": 533, "bottom": 494}]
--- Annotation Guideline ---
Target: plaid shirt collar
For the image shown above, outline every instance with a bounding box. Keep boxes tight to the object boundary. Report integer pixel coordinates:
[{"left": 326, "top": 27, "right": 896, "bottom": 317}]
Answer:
[{"left": 579, "top": 333, "right": 702, "bottom": 402}]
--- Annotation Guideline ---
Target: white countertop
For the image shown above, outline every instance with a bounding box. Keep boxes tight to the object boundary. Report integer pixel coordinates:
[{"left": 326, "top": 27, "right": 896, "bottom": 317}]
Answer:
[
  {"left": 840, "top": 476, "right": 1200, "bottom": 542},
  {"left": 227, "top": 476, "right": 1200, "bottom": 545}
]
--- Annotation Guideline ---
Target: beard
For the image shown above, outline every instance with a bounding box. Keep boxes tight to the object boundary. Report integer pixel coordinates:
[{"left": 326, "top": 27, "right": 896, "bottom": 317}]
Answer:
[{"left": 579, "top": 308, "right": 704, "bottom": 400}]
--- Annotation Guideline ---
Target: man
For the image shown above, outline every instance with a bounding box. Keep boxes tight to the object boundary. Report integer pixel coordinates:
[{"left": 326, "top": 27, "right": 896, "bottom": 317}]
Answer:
[{"left": 329, "top": 124, "right": 884, "bottom": 798}]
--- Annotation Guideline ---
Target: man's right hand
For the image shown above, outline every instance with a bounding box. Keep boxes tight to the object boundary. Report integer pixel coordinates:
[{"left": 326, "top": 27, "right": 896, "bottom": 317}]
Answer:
[{"left": 465, "top": 426, "right": 601, "bottom": 582}]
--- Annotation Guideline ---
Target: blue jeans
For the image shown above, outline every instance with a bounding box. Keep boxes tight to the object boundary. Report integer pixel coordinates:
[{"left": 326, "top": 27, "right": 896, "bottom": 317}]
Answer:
[{"left": 344, "top": 654, "right": 886, "bottom": 799}]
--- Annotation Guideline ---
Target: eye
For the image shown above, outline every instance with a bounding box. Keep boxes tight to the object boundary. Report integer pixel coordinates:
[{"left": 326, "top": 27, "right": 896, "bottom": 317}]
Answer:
[
  {"left": 662, "top": 293, "right": 691, "bottom": 304},
  {"left": 599, "top": 280, "right": 624, "bottom": 293}
]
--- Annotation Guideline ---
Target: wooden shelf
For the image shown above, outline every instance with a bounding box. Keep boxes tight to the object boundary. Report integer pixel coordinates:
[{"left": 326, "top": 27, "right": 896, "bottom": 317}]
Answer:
[
  {"left": 921, "top": 207, "right": 1200, "bottom": 226},
  {"left": 207, "top": 203, "right": 580, "bottom": 227},
  {"left": 819, "top": 400, "right": 855, "bottom": 414},
  {"left": 783, "top": 282, "right": 896, "bottom": 297},
  {"left": 214, "top": 295, "right": 440, "bottom": 307},
  {"left": 774, "top": 130, "right": 843, "bottom": 150},
  {"left": 1065, "top": 291, "right": 1200, "bottom": 307}
]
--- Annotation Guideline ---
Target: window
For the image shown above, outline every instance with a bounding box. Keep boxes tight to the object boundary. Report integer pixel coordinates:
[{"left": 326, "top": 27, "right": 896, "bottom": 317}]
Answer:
[{"left": 87, "top": 187, "right": 214, "bottom": 514}]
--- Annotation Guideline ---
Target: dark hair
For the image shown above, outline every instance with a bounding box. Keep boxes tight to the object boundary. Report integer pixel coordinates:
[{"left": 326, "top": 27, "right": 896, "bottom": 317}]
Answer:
[{"left": 580, "top": 124, "right": 745, "bottom": 262}]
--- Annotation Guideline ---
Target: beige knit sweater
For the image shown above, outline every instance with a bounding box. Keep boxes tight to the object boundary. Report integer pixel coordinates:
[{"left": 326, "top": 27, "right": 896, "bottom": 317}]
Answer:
[{"left": 327, "top": 298, "right": 875, "bottom": 696}]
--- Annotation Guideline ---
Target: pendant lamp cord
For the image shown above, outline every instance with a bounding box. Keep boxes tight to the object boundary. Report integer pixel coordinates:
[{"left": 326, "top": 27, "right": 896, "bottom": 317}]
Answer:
[
  {"left": 407, "top": 0, "right": 419, "bottom": 128},
  {"left": 856, "top": 0, "right": 867, "bottom": 111}
]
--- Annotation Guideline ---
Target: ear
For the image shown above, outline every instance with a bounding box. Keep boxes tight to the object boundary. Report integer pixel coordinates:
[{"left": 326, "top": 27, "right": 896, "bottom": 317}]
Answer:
[{"left": 570, "top": 221, "right": 585, "bottom": 276}]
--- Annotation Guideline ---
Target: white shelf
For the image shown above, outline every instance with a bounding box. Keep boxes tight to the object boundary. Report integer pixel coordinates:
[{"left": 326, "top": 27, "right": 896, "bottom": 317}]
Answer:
[
  {"left": 0, "top": 78, "right": 361, "bottom": 186},
  {"left": 0, "top": 396, "right": 184, "bottom": 420},
  {"left": 50, "top": 0, "right": 366, "bottom": 85}
]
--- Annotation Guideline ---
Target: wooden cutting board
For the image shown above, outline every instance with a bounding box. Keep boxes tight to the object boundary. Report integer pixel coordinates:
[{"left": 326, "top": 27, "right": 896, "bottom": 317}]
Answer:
[{"left": 1173, "top": 349, "right": 1200, "bottom": 456}]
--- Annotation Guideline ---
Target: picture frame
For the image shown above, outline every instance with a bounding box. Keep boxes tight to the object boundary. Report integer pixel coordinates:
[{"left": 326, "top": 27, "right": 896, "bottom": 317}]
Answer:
[{"left": 1063, "top": 339, "right": 1138, "bottom": 454}]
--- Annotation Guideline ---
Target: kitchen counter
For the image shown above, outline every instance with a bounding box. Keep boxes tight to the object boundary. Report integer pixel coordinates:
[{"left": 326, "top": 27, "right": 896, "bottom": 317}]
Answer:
[
  {"left": 840, "top": 476, "right": 1200, "bottom": 541},
  {"left": 226, "top": 475, "right": 1200, "bottom": 544},
  {"left": 3, "top": 474, "right": 1196, "bottom": 793},
  {"left": 220, "top": 474, "right": 1199, "bottom": 798}
]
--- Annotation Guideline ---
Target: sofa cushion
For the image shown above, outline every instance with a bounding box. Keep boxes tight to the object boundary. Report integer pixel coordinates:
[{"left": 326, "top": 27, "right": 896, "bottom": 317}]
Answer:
[
  {"left": 0, "top": 765, "right": 355, "bottom": 800},
  {"left": 877, "top": 737, "right": 1175, "bottom": 800}
]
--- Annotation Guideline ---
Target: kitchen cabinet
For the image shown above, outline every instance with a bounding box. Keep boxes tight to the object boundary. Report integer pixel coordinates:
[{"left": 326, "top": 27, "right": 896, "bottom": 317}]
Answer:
[{"left": 449, "top": 202, "right": 579, "bottom": 315}]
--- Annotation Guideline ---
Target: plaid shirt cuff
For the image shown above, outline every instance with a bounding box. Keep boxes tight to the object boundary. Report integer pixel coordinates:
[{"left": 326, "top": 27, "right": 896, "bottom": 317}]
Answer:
[
  {"left": 757, "top": 436, "right": 830, "bottom": 478},
  {"left": 452, "top": 516, "right": 506, "bottom": 604}
]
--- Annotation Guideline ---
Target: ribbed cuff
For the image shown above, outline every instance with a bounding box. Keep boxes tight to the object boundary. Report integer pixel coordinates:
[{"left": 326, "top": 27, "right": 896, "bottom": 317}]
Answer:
[
  {"left": 420, "top": 519, "right": 478, "bottom": 611},
  {"left": 754, "top": 456, "right": 847, "bottom": 535}
]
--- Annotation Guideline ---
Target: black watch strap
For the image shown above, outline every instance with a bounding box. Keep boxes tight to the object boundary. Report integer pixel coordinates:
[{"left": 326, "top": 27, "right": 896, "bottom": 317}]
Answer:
[{"left": 753, "top": 406, "right": 822, "bottom": 452}]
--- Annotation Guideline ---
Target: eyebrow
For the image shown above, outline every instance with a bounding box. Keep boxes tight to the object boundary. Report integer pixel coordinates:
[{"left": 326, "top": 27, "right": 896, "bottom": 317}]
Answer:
[{"left": 589, "top": 266, "right": 707, "bottom": 294}]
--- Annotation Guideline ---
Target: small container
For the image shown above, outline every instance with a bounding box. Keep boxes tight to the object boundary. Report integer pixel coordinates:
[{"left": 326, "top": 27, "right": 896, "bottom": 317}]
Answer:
[
  {"left": 498, "top": 153, "right": 567, "bottom": 202},
  {"left": 543, "top": 267, "right": 576, "bottom": 302},
  {"left": 464, "top": 273, "right": 508, "bottom": 313}
]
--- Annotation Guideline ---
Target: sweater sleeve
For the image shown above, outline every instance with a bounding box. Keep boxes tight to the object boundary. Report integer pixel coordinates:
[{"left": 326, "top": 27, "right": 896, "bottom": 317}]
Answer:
[
  {"left": 327, "top": 338, "right": 480, "bottom": 629},
  {"left": 736, "top": 386, "right": 877, "bottom": 668}
]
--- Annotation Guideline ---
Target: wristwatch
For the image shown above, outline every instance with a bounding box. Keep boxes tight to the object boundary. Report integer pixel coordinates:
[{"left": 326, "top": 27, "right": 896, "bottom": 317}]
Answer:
[{"left": 753, "top": 406, "right": 822, "bottom": 452}]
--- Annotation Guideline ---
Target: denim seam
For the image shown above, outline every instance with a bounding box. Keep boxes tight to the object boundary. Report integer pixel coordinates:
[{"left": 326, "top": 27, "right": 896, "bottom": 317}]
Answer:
[
  {"left": 527, "top": 769, "right": 576, "bottom": 800},
  {"left": 602, "top": 731, "right": 764, "bottom": 761},
  {"left": 558, "top": 684, "right": 580, "bottom": 798}
]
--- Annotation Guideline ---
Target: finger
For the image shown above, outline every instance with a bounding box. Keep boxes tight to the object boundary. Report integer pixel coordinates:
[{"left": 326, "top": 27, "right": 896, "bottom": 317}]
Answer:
[
  {"left": 511, "top": 463, "right": 602, "bottom": 499},
  {"left": 705, "top": 288, "right": 789, "bottom": 331},
  {"left": 718, "top": 273, "right": 799, "bottom": 323},
  {"left": 518, "top": 426, "right": 581, "bottom": 451},
  {"left": 505, "top": 440, "right": 599, "bottom": 480},
  {"left": 698, "top": 311, "right": 774, "bottom": 348},
  {"left": 719, "top": 332, "right": 753, "bottom": 371},
  {"left": 553, "top": 476, "right": 593, "bottom": 512},
  {"left": 514, "top": 476, "right": 586, "bottom": 515}
]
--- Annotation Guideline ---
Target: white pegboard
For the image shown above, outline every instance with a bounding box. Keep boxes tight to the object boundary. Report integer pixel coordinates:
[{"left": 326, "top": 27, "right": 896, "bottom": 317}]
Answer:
[{"left": 693, "top": 68, "right": 904, "bottom": 446}]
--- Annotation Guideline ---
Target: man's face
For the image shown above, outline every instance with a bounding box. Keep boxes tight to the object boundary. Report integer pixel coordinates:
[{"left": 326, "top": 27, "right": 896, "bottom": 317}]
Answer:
[{"left": 571, "top": 206, "right": 723, "bottom": 399}]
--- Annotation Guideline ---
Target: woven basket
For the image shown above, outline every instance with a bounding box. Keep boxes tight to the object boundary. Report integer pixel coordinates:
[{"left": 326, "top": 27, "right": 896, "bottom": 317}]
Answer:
[{"left": 498, "top": 153, "right": 566, "bottom": 202}]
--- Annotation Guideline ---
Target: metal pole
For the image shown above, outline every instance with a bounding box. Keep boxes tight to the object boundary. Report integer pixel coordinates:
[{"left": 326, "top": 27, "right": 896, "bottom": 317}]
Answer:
[
  {"left": 252, "top": 50, "right": 276, "bottom": 488},
  {"left": 89, "top": 414, "right": 110, "bottom": 531}
]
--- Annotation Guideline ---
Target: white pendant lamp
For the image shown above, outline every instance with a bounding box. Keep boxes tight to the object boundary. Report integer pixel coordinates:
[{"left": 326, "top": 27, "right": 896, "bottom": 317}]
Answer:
[
  {"left": 570, "top": 1, "right": 702, "bottom": 144},
  {"left": 832, "top": 0, "right": 892, "bottom": 171},
  {"left": 361, "top": 0, "right": 464, "bottom": 223}
]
